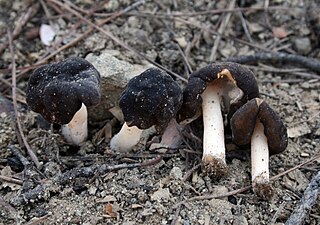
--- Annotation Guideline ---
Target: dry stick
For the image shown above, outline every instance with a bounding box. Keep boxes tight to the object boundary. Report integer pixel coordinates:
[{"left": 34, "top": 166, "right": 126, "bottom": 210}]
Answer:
[
  {"left": 227, "top": 53, "right": 320, "bottom": 75},
  {"left": 0, "top": 3, "right": 40, "bottom": 56},
  {"left": 0, "top": 175, "right": 23, "bottom": 185},
  {"left": 176, "top": 43, "right": 193, "bottom": 74},
  {"left": 7, "top": 30, "right": 41, "bottom": 169},
  {"left": 246, "top": 65, "right": 319, "bottom": 79},
  {"left": 209, "top": 0, "right": 236, "bottom": 62},
  {"left": 174, "top": 154, "right": 320, "bottom": 207},
  {"left": 270, "top": 201, "right": 286, "bottom": 224},
  {"left": 95, "top": 6, "right": 289, "bottom": 17},
  {"left": 25, "top": 215, "right": 51, "bottom": 225},
  {"left": 49, "top": 0, "right": 187, "bottom": 83},
  {"left": 14, "top": 0, "right": 146, "bottom": 80},
  {"left": 40, "top": 0, "right": 55, "bottom": 27},
  {"left": 237, "top": 6, "right": 253, "bottom": 42},
  {"left": 285, "top": 170, "right": 320, "bottom": 225}
]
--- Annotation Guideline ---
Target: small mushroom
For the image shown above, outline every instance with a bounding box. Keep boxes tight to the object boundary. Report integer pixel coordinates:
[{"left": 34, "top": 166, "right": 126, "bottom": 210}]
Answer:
[
  {"left": 230, "top": 98, "right": 288, "bottom": 198},
  {"left": 177, "top": 62, "right": 259, "bottom": 177},
  {"left": 110, "top": 68, "right": 183, "bottom": 152},
  {"left": 26, "top": 57, "right": 101, "bottom": 145}
]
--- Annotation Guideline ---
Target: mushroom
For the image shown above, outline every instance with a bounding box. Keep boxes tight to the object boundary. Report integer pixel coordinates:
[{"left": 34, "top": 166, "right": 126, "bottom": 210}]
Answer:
[
  {"left": 230, "top": 98, "right": 288, "bottom": 198},
  {"left": 26, "top": 57, "right": 101, "bottom": 145},
  {"left": 177, "top": 62, "right": 259, "bottom": 177},
  {"left": 110, "top": 68, "right": 183, "bottom": 152}
]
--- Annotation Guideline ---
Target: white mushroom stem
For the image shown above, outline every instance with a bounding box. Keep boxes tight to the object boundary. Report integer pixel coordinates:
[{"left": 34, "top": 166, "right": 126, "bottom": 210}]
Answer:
[
  {"left": 251, "top": 119, "right": 269, "bottom": 186},
  {"left": 159, "top": 119, "right": 183, "bottom": 148},
  {"left": 61, "top": 103, "right": 88, "bottom": 145},
  {"left": 110, "top": 122, "right": 143, "bottom": 152},
  {"left": 201, "top": 84, "right": 226, "bottom": 166}
]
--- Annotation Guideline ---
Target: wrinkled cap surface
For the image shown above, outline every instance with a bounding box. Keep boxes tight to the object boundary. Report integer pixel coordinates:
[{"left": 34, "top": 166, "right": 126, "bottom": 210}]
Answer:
[
  {"left": 177, "top": 62, "right": 259, "bottom": 122},
  {"left": 119, "top": 68, "right": 182, "bottom": 130},
  {"left": 230, "top": 98, "right": 288, "bottom": 155},
  {"left": 26, "top": 57, "right": 101, "bottom": 124}
]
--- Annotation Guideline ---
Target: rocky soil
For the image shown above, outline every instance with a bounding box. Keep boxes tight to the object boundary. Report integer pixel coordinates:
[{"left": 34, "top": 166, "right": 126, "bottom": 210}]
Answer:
[{"left": 0, "top": 0, "right": 319, "bottom": 224}]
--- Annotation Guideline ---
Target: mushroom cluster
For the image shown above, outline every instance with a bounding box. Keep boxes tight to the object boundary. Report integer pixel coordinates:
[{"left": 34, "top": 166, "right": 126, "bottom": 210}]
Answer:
[
  {"left": 177, "top": 62, "right": 260, "bottom": 177},
  {"left": 26, "top": 57, "right": 287, "bottom": 199},
  {"left": 26, "top": 57, "right": 101, "bottom": 145}
]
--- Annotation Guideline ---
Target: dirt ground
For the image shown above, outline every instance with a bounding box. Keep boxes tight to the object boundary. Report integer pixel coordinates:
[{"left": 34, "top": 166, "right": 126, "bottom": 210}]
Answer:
[{"left": 0, "top": 0, "right": 319, "bottom": 224}]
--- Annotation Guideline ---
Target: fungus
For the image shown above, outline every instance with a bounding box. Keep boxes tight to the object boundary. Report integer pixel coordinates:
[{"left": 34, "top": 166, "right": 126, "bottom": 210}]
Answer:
[
  {"left": 110, "top": 68, "right": 182, "bottom": 152},
  {"left": 230, "top": 98, "right": 288, "bottom": 198},
  {"left": 177, "top": 62, "right": 259, "bottom": 177},
  {"left": 26, "top": 57, "right": 101, "bottom": 145}
]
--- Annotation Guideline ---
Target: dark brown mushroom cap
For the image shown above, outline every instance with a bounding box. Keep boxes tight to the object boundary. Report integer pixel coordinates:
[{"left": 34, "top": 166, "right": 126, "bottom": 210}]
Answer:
[
  {"left": 26, "top": 57, "right": 101, "bottom": 124},
  {"left": 119, "top": 68, "right": 182, "bottom": 130},
  {"left": 177, "top": 62, "right": 259, "bottom": 123},
  {"left": 230, "top": 98, "right": 288, "bottom": 155}
]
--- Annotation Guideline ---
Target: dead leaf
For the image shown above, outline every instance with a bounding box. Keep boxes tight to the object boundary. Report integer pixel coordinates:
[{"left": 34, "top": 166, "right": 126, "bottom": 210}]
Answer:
[
  {"left": 272, "top": 27, "right": 288, "bottom": 39},
  {"left": 131, "top": 204, "right": 143, "bottom": 209},
  {"left": 287, "top": 124, "right": 311, "bottom": 138},
  {"left": 104, "top": 203, "right": 118, "bottom": 218}
]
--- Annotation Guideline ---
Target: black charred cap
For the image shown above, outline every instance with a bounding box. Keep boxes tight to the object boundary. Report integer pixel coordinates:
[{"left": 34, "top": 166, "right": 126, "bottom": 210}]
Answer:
[
  {"left": 119, "top": 68, "right": 182, "bottom": 130},
  {"left": 26, "top": 57, "right": 101, "bottom": 124},
  {"left": 177, "top": 62, "right": 259, "bottom": 122},
  {"left": 230, "top": 98, "right": 288, "bottom": 155}
]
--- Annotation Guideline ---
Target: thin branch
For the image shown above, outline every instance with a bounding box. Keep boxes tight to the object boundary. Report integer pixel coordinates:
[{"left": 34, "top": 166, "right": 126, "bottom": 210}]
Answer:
[
  {"left": 94, "top": 6, "right": 289, "bottom": 17},
  {"left": 227, "top": 53, "right": 320, "bottom": 75},
  {"left": 209, "top": 0, "right": 236, "bottom": 61},
  {"left": 7, "top": 30, "right": 41, "bottom": 168},
  {"left": 0, "top": 175, "right": 23, "bottom": 185},
  {"left": 285, "top": 171, "right": 320, "bottom": 225}
]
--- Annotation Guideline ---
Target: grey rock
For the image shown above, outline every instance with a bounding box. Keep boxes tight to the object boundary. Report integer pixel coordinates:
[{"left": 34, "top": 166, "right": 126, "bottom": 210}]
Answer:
[
  {"left": 293, "top": 37, "right": 312, "bottom": 54},
  {"left": 85, "top": 50, "right": 152, "bottom": 121}
]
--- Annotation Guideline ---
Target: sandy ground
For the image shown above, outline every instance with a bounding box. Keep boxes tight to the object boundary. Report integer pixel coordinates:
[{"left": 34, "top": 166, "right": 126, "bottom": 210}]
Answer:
[{"left": 0, "top": 0, "right": 319, "bottom": 224}]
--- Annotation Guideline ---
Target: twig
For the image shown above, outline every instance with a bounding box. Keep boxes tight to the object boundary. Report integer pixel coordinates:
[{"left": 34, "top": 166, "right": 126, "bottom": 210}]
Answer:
[
  {"left": 25, "top": 215, "right": 51, "bottom": 225},
  {"left": 7, "top": 30, "right": 41, "bottom": 169},
  {"left": 171, "top": 203, "right": 181, "bottom": 225},
  {"left": 176, "top": 43, "right": 193, "bottom": 74},
  {"left": 94, "top": 6, "right": 289, "bottom": 17},
  {"left": 48, "top": 0, "right": 187, "bottom": 83},
  {"left": 183, "top": 164, "right": 201, "bottom": 181},
  {"left": 0, "top": 175, "right": 23, "bottom": 185},
  {"left": 237, "top": 6, "right": 253, "bottom": 42},
  {"left": 270, "top": 201, "right": 286, "bottom": 224},
  {"left": 285, "top": 171, "right": 320, "bottom": 225},
  {"left": 209, "top": 0, "right": 236, "bottom": 61},
  {"left": 0, "top": 3, "right": 40, "bottom": 56},
  {"left": 8, "top": 145, "right": 30, "bottom": 167},
  {"left": 227, "top": 53, "right": 320, "bottom": 75},
  {"left": 174, "top": 154, "right": 320, "bottom": 207}
]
